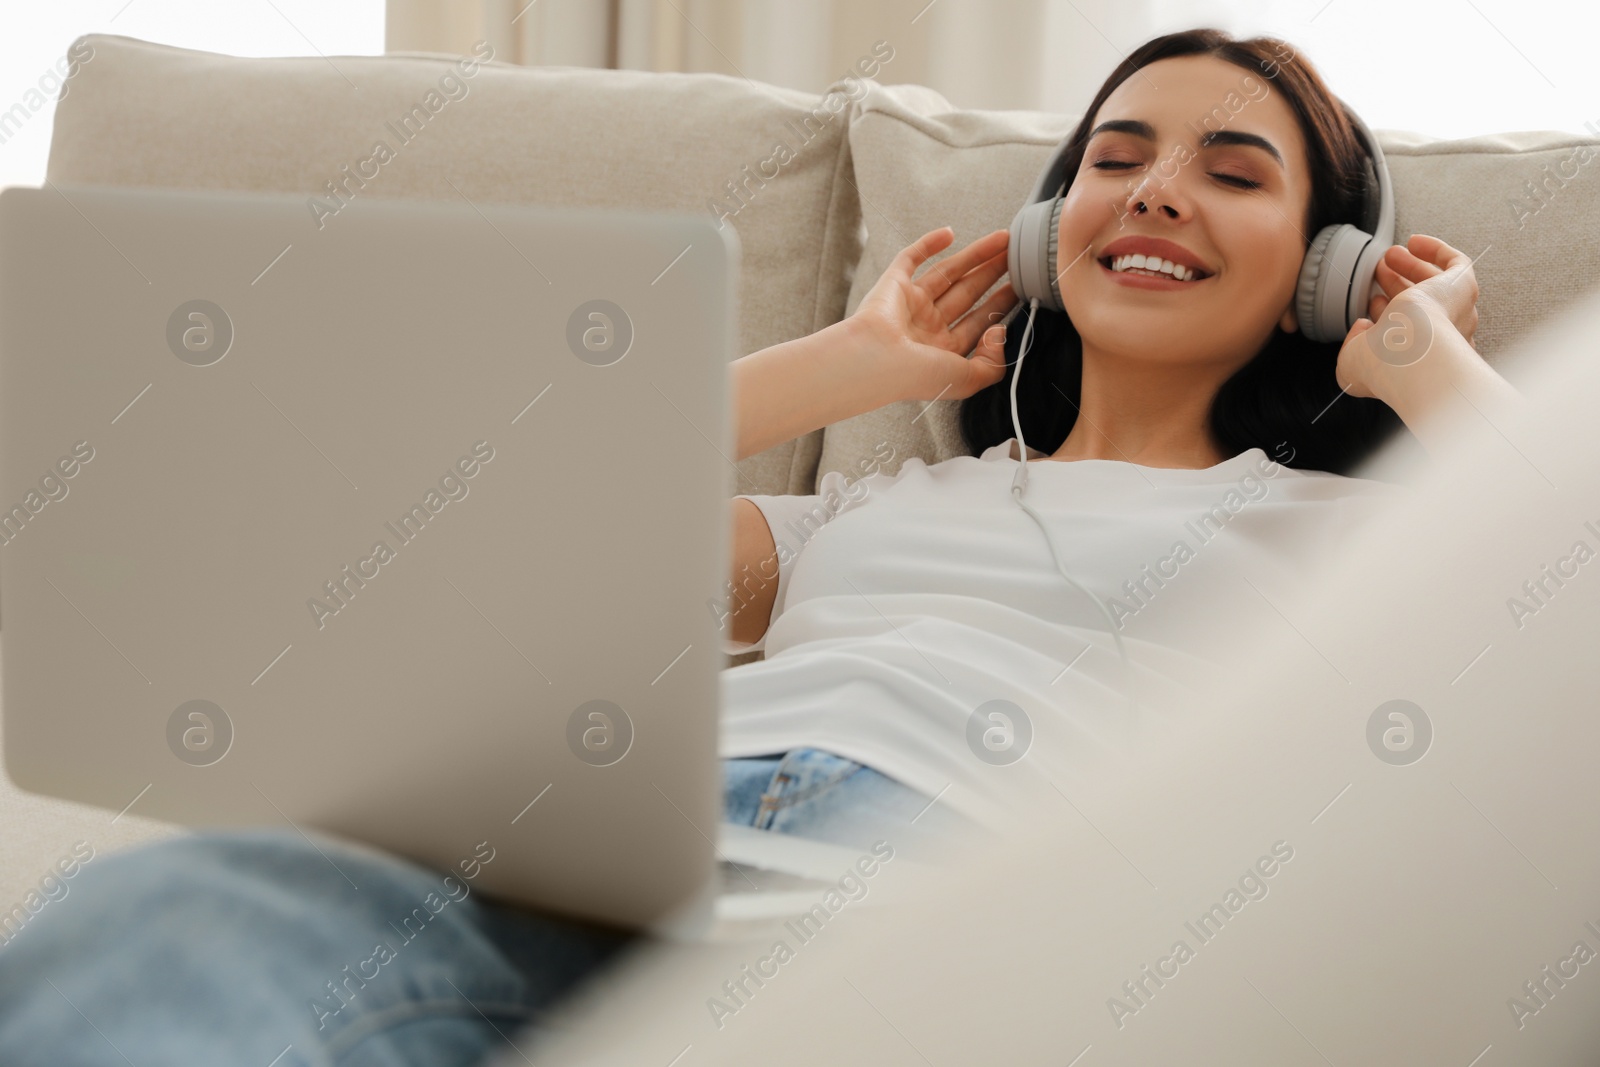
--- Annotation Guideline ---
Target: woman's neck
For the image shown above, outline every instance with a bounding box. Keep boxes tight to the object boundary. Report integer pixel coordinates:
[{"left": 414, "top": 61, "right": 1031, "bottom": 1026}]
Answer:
[{"left": 1043, "top": 345, "right": 1235, "bottom": 469}]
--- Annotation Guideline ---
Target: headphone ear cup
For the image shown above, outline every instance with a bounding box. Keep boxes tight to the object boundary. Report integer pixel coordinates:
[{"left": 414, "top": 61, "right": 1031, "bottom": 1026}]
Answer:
[
  {"left": 1045, "top": 199, "right": 1065, "bottom": 309},
  {"left": 1296, "top": 225, "right": 1339, "bottom": 342},
  {"left": 1347, "top": 235, "right": 1388, "bottom": 330},
  {"left": 1297, "top": 224, "right": 1372, "bottom": 343},
  {"left": 1008, "top": 196, "right": 1066, "bottom": 312}
]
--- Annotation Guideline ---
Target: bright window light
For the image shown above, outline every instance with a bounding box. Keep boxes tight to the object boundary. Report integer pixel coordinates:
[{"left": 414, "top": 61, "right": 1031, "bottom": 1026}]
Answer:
[
  {"left": 0, "top": 1, "right": 385, "bottom": 191},
  {"left": 1144, "top": 0, "right": 1598, "bottom": 139}
]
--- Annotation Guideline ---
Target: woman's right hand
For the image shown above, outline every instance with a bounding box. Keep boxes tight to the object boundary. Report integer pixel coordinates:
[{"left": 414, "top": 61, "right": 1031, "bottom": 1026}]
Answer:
[{"left": 847, "top": 227, "right": 1021, "bottom": 405}]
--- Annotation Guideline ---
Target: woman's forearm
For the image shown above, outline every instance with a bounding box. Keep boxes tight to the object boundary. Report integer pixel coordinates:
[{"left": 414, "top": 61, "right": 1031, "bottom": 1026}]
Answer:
[
  {"left": 730, "top": 318, "right": 892, "bottom": 462},
  {"left": 1379, "top": 309, "right": 1530, "bottom": 459}
]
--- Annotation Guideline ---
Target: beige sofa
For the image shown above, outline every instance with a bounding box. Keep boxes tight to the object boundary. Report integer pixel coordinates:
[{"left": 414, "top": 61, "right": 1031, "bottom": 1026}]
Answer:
[{"left": 5, "top": 31, "right": 1600, "bottom": 930}]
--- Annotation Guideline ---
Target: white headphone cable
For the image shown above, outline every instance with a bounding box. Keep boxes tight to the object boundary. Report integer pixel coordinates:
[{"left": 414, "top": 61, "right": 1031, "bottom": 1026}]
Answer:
[{"left": 1005, "top": 297, "right": 1135, "bottom": 711}]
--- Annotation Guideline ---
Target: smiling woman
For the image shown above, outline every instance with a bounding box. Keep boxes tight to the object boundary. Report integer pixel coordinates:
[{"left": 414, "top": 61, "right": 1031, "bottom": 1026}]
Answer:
[{"left": 959, "top": 28, "right": 1405, "bottom": 476}]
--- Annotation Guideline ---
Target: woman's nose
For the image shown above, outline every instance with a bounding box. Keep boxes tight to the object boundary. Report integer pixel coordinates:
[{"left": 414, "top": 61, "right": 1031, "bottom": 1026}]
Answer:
[{"left": 1123, "top": 172, "right": 1188, "bottom": 220}]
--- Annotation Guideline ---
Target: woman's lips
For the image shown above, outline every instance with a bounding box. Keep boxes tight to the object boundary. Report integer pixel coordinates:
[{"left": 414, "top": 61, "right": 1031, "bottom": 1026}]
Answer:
[{"left": 1097, "top": 257, "right": 1212, "bottom": 290}]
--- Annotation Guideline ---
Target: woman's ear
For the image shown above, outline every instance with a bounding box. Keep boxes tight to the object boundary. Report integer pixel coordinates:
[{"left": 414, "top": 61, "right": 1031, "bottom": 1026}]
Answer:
[{"left": 1278, "top": 303, "right": 1300, "bottom": 334}]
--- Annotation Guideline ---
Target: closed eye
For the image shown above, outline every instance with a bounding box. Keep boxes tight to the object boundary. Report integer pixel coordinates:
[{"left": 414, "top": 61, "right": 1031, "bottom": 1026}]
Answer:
[{"left": 1092, "top": 160, "right": 1261, "bottom": 190}]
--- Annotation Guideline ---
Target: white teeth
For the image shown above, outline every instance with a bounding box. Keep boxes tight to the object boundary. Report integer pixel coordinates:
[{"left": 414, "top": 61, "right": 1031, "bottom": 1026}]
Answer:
[{"left": 1109, "top": 254, "right": 1202, "bottom": 281}]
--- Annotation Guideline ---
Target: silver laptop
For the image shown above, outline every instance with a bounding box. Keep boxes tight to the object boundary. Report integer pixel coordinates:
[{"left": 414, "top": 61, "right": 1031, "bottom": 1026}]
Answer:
[{"left": 0, "top": 182, "right": 747, "bottom": 937}]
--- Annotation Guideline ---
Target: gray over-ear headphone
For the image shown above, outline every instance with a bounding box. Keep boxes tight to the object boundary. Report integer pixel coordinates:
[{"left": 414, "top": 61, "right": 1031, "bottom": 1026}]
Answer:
[{"left": 1006, "top": 96, "right": 1395, "bottom": 343}]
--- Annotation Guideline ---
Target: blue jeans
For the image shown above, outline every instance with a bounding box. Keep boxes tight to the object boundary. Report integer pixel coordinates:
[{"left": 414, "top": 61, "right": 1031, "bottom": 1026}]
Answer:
[{"left": 0, "top": 748, "right": 968, "bottom": 1065}]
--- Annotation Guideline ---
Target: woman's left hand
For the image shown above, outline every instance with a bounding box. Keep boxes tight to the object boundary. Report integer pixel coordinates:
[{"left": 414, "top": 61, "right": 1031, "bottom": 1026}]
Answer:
[
  {"left": 1370, "top": 234, "right": 1479, "bottom": 346},
  {"left": 1335, "top": 234, "right": 1481, "bottom": 401}
]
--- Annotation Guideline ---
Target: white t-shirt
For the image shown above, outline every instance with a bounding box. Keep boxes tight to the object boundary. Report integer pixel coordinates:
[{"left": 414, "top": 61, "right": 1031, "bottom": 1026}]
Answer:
[{"left": 719, "top": 437, "right": 1408, "bottom": 832}]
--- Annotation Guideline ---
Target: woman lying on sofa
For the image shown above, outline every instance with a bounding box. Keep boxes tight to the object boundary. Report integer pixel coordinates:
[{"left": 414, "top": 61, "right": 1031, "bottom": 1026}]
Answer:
[{"left": 0, "top": 26, "right": 1524, "bottom": 1066}]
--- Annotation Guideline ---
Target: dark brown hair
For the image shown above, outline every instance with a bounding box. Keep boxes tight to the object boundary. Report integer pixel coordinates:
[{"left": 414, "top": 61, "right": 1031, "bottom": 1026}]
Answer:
[{"left": 957, "top": 28, "right": 1405, "bottom": 474}]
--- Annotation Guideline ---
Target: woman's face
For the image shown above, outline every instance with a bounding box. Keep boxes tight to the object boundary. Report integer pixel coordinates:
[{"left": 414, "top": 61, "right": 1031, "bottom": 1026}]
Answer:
[{"left": 1055, "top": 54, "right": 1314, "bottom": 369}]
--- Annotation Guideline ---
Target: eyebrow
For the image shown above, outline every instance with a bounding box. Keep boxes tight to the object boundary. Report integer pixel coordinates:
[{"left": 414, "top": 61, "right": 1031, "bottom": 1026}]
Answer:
[{"left": 1086, "top": 118, "right": 1284, "bottom": 167}]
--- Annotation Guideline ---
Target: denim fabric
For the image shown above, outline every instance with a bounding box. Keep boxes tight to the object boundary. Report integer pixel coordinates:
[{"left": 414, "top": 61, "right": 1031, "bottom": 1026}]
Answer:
[
  {"left": 0, "top": 749, "right": 970, "bottom": 1066},
  {"left": 722, "top": 747, "right": 968, "bottom": 850}
]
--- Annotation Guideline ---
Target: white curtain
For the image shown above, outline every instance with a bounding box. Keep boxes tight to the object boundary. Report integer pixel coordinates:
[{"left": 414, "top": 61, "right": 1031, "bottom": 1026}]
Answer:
[{"left": 385, "top": 0, "right": 1166, "bottom": 114}]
